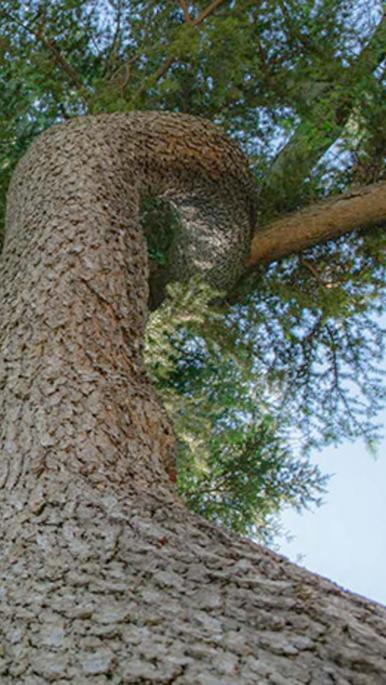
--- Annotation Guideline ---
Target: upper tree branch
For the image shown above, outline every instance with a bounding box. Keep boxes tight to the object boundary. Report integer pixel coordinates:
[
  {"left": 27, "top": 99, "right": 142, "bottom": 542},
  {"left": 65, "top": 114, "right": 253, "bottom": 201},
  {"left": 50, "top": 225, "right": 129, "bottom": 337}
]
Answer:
[
  {"left": 103, "top": 0, "right": 124, "bottom": 72},
  {"left": 178, "top": 0, "right": 193, "bottom": 23},
  {"left": 1, "top": 9, "right": 89, "bottom": 101},
  {"left": 248, "top": 180, "right": 386, "bottom": 266},
  {"left": 128, "top": 0, "right": 227, "bottom": 101},
  {"left": 259, "top": 12, "right": 386, "bottom": 212},
  {"left": 192, "top": 0, "right": 226, "bottom": 26}
]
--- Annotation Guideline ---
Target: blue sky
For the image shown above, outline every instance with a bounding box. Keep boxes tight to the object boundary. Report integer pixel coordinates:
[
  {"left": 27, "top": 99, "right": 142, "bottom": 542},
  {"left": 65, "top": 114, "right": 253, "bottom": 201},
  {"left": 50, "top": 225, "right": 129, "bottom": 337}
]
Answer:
[{"left": 279, "top": 409, "right": 386, "bottom": 606}]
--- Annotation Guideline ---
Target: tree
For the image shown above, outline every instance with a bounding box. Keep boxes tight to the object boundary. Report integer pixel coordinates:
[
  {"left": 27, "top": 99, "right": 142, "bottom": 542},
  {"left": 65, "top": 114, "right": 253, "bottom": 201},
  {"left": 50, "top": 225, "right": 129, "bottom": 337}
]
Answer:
[
  {"left": 1, "top": 104, "right": 386, "bottom": 685},
  {"left": 0, "top": 2, "right": 386, "bottom": 680},
  {"left": 0, "top": 0, "right": 384, "bottom": 538}
]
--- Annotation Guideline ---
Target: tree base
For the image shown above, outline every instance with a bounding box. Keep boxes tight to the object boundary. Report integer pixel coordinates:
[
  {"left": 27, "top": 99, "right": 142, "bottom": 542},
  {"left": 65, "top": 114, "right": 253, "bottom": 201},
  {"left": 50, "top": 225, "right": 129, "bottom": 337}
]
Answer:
[{"left": 1, "top": 478, "right": 386, "bottom": 684}]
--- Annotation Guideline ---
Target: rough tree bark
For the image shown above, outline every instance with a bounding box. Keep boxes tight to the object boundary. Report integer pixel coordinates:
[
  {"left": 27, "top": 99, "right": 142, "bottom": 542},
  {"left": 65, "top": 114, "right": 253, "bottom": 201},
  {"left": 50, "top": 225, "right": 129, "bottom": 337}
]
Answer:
[{"left": 1, "top": 112, "right": 386, "bottom": 685}]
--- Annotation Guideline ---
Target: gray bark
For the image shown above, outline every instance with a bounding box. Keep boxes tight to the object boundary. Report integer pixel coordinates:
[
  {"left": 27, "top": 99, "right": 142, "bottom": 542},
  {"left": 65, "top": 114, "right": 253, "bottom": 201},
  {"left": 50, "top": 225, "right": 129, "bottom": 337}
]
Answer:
[{"left": 1, "top": 112, "right": 386, "bottom": 685}]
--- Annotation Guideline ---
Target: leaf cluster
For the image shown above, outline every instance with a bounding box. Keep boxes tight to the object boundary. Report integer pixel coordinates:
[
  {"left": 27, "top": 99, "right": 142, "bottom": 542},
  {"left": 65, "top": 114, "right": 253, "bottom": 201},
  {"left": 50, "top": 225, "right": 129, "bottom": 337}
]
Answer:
[{"left": 145, "top": 278, "right": 328, "bottom": 542}]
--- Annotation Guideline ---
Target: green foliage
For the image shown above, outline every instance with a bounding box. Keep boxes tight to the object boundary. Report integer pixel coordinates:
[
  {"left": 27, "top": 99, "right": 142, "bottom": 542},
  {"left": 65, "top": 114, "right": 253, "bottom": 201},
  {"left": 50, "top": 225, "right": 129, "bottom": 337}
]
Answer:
[
  {"left": 0, "top": 0, "right": 384, "bottom": 541},
  {"left": 140, "top": 197, "right": 182, "bottom": 266},
  {"left": 182, "top": 423, "right": 325, "bottom": 543},
  {"left": 145, "top": 279, "right": 328, "bottom": 542},
  {"left": 236, "top": 230, "right": 386, "bottom": 451}
]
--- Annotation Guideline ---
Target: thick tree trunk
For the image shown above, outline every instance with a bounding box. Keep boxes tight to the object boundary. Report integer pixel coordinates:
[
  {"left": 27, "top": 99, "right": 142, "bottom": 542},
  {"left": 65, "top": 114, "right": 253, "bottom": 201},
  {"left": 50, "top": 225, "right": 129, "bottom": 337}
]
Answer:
[{"left": 1, "top": 113, "right": 386, "bottom": 684}]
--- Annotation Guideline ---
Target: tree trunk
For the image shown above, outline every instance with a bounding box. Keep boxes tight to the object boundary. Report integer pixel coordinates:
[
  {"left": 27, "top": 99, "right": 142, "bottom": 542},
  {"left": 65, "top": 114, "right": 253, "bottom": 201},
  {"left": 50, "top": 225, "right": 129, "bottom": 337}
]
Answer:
[{"left": 1, "top": 112, "right": 386, "bottom": 685}]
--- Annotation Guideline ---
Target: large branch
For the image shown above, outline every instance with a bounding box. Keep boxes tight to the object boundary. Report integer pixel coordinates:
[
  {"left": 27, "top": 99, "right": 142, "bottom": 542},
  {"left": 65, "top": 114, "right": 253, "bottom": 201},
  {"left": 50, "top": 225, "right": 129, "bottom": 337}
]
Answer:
[
  {"left": 259, "top": 12, "right": 386, "bottom": 212},
  {"left": 248, "top": 180, "right": 386, "bottom": 265}
]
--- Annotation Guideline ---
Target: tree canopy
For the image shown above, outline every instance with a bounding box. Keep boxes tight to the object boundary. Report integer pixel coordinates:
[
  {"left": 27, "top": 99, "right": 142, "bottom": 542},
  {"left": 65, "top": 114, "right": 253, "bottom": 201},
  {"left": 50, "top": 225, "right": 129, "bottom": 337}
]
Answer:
[{"left": 0, "top": 0, "right": 385, "bottom": 541}]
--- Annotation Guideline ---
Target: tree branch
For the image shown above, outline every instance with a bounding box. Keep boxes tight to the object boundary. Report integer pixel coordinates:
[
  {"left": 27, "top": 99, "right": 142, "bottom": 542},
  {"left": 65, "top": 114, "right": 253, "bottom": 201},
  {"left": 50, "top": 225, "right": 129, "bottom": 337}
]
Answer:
[
  {"left": 37, "top": 35, "right": 86, "bottom": 92},
  {"left": 179, "top": 0, "right": 193, "bottom": 23},
  {"left": 1, "top": 8, "right": 89, "bottom": 101},
  {"left": 247, "top": 180, "right": 386, "bottom": 266},
  {"left": 259, "top": 12, "right": 386, "bottom": 212},
  {"left": 129, "top": 0, "right": 227, "bottom": 102},
  {"left": 103, "top": 0, "right": 124, "bottom": 72},
  {"left": 192, "top": 0, "right": 226, "bottom": 26}
]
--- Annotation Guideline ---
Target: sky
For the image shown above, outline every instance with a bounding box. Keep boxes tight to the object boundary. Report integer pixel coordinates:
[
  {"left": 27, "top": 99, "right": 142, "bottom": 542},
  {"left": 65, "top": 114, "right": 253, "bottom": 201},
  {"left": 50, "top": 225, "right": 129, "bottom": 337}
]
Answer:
[{"left": 279, "top": 409, "right": 386, "bottom": 606}]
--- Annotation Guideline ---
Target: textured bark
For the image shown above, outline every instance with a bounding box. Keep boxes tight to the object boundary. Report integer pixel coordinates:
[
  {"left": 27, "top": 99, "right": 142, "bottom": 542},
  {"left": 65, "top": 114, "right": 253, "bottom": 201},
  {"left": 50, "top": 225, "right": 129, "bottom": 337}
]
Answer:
[
  {"left": 248, "top": 181, "right": 386, "bottom": 266},
  {"left": 1, "top": 112, "right": 386, "bottom": 684}
]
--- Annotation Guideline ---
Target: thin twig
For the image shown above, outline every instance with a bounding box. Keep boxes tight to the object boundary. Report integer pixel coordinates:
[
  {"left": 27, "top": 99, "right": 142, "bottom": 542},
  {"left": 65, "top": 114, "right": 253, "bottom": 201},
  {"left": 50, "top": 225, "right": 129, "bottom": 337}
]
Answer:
[
  {"left": 299, "top": 258, "right": 326, "bottom": 285},
  {"left": 178, "top": 0, "right": 193, "bottom": 23},
  {"left": 104, "top": 0, "right": 123, "bottom": 73},
  {"left": 193, "top": 0, "right": 226, "bottom": 25},
  {"left": 133, "top": 0, "right": 227, "bottom": 101},
  {"left": 300, "top": 258, "right": 347, "bottom": 290},
  {"left": 1, "top": 9, "right": 88, "bottom": 99},
  {"left": 38, "top": 35, "right": 86, "bottom": 91},
  {"left": 277, "top": 0, "right": 312, "bottom": 50},
  {"left": 325, "top": 324, "right": 367, "bottom": 436},
  {"left": 151, "top": 54, "right": 176, "bottom": 83}
]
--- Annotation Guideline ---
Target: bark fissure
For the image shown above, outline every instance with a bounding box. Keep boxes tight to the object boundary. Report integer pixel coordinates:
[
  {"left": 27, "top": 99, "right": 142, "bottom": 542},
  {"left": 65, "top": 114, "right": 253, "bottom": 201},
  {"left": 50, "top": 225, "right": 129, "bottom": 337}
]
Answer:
[{"left": 1, "top": 112, "right": 386, "bottom": 684}]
